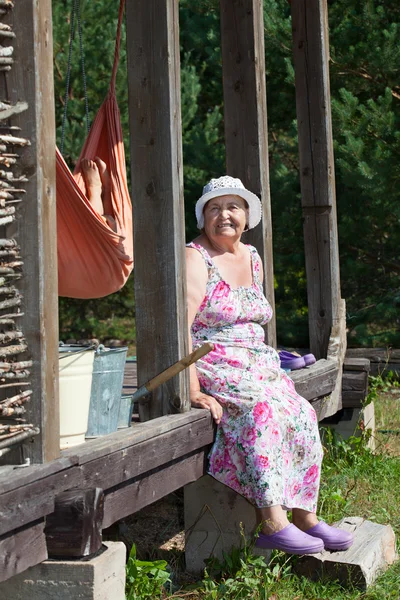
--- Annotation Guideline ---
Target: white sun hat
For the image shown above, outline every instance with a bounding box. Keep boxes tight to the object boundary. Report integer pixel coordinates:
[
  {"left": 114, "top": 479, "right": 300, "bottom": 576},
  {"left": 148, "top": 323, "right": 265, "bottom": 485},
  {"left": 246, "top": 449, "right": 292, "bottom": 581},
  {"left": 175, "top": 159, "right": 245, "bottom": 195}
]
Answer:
[{"left": 195, "top": 175, "right": 262, "bottom": 230}]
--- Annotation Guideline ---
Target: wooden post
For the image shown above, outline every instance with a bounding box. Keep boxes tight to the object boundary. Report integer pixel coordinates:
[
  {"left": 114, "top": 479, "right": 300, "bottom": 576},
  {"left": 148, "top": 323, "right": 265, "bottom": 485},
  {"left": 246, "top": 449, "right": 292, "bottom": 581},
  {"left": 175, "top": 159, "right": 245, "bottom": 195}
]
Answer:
[
  {"left": 45, "top": 488, "right": 104, "bottom": 558},
  {"left": 126, "top": 0, "right": 189, "bottom": 419},
  {"left": 1, "top": 0, "right": 59, "bottom": 462},
  {"left": 220, "top": 0, "right": 276, "bottom": 347},
  {"left": 291, "top": 0, "right": 342, "bottom": 359}
]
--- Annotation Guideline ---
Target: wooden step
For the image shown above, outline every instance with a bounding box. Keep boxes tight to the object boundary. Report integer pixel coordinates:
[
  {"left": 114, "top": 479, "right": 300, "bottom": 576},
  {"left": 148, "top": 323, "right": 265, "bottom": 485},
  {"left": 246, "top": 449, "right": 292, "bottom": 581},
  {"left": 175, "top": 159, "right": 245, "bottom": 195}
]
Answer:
[{"left": 295, "top": 516, "right": 398, "bottom": 590}]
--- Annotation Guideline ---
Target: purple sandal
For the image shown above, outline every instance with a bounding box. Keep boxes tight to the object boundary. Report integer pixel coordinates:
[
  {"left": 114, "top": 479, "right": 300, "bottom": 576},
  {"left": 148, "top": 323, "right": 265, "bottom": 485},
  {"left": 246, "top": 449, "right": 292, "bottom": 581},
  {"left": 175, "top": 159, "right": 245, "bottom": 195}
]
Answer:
[
  {"left": 305, "top": 521, "right": 354, "bottom": 551},
  {"left": 256, "top": 524, "right": 324, "bottom": 555}
]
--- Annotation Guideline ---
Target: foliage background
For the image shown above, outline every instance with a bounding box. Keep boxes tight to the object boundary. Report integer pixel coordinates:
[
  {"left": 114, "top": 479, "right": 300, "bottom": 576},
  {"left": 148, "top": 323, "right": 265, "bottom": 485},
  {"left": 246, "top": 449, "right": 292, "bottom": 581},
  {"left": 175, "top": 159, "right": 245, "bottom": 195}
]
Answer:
[{"left": 53, "top": 0, "right": 400, "bottom": 349}]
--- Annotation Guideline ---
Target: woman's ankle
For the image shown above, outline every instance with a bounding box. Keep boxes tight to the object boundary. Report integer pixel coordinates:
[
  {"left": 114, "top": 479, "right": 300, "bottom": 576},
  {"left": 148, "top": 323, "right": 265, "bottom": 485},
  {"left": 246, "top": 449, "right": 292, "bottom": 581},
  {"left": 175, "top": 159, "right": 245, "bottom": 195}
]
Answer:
[{"left": 291, "top": 509, "right": 319, "bottom": 531}]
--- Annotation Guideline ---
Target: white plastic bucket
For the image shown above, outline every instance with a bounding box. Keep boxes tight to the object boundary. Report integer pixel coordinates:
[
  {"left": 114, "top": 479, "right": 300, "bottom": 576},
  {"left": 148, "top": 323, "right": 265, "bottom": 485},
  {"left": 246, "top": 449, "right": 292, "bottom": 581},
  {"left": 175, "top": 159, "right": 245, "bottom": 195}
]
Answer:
[{"left": 59, "top": 345, "right": 95, "bottom": 449}]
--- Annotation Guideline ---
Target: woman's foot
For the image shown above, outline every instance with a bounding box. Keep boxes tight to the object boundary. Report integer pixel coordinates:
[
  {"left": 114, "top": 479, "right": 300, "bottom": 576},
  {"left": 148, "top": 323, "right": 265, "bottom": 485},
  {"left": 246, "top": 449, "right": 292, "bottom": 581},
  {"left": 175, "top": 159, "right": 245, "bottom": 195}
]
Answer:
[
  {"left": 256, "top": 524, "right": 324, "bottom": 555},
  {"left": 94, "top": 157, "right": 112, "bottom": 215},
  {"left": 81, "top": 159, "right": 104, "bottom": 215},
  {"left": 292, "top": 508, "right": 319, "bottom": 532}
]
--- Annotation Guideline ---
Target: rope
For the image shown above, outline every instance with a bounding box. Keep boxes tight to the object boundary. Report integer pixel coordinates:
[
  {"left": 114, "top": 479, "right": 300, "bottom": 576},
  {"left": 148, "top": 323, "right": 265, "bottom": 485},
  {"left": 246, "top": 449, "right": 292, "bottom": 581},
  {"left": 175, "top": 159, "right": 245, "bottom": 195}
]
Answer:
[
  {"left": 109, "top": 0, "right": 126, "bottom": 95},
  {"left": 60, "top": 0, "right": 90, "bottom": 156}
]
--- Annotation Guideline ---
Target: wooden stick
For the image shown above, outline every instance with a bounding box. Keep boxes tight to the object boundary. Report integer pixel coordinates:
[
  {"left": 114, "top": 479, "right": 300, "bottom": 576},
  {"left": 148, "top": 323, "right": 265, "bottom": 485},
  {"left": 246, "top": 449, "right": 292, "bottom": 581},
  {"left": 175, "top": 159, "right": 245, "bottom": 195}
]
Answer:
[
  {"left": 0, "top": 31, "right": 15, "bottom": 39},
  {"left": 0, "top": 427, "right": 40, "bottom": 450},
  {"left": 0, "top": 134, "right": 30, "bottom": 146},
  {"left": 0, "top": 389, "right": 32, "bottom": 407},
  {"left": 0, "top": 156, "right": 17, "bottom": 166},
  {"left": 0, "top": 297, "right": 21, "bottom": 310},
  {"left": 0, "top": 406, "right": 26, "bottom": 417},
  {"left": 0, "top": 342, "right": 27, "bottom": 357},
  {"left": 0, "top": 207, "right": 15, "bottom": 217},
  {"left": 0, "top": 238, "right": 17, "bottom": 248},
  {"left": 133, "top": 343, "right": 214, "bottom": 402},
  {"left": 1, "top": 370, "right": 30, "bottom": 380},
  {"left": 1, "top": 261, "right": 23, "bottom": 268},
  {"left": 0, "top": 423, "right": 33, "bottom": 433},
  {"left": 0, "top": 382, "right": 30, "bottom": 389},
  {"left": 0, "top": 318, "right": 15, "bottom": 326},
  {"left": 0, "top": 311, "right": 24, "bottom": 318},
  {"left": 0, "top": 249, "right": 18, "bottom": 257},
  {"left": 0, "top": 330, "right": 24, "bottom": 343},
  {"left": 0, "top": 360, "right": 32, "bottom": 371},
  {"left": 0, "top": 286, "right": 18, "bottom": 295},
  {"left": 0, "top": 215, "right": 14, "bottom": 226},
  {"left": 0, "top": 46, "right": 13, "bottom": 57}
]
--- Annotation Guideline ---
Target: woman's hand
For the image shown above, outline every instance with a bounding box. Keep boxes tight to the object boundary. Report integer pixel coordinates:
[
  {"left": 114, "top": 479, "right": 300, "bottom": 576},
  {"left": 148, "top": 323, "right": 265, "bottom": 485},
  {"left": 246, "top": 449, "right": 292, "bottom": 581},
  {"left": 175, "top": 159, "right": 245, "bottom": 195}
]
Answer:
[{"left": 190, "top": 390, "right": 223, "bottom": 425}]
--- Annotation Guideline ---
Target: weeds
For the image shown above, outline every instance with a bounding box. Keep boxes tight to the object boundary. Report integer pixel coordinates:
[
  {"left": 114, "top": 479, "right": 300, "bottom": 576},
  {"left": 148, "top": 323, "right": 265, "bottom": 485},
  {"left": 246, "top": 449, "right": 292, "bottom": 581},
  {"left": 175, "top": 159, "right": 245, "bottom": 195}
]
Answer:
[{"left": 126, "top": 544, "right": 171, "bottom": 600}]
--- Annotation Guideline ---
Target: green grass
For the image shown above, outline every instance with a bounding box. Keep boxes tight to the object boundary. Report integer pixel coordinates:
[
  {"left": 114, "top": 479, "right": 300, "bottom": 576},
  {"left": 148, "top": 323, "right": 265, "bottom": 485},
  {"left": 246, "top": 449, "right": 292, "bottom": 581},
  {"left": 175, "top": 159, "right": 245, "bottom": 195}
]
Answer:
[{"left": 125, "top": 375, "right": 400, "bottom": 600}]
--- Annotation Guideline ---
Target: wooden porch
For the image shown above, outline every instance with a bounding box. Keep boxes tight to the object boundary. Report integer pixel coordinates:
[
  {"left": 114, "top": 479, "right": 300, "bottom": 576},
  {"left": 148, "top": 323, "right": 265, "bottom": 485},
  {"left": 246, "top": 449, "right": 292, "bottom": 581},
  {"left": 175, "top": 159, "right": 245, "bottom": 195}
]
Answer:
[{"left": 0, "top": 0, "right": 361, "bottom": 588}]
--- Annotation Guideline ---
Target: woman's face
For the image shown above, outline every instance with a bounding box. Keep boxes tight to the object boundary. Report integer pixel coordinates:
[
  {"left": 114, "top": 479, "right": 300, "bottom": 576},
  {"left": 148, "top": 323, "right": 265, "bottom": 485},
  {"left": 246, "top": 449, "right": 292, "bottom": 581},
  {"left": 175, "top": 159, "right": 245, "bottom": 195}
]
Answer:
[{"left": 203, "top": 195, "right": 248, "bottom": 240}]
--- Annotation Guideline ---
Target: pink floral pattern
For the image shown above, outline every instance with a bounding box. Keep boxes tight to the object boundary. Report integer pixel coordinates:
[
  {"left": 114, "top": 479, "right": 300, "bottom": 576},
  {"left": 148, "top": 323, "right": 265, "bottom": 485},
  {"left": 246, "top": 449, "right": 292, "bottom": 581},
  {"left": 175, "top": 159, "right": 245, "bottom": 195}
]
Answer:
[{"left": 189, "top": 242, "right": 323, "bottom": 510}]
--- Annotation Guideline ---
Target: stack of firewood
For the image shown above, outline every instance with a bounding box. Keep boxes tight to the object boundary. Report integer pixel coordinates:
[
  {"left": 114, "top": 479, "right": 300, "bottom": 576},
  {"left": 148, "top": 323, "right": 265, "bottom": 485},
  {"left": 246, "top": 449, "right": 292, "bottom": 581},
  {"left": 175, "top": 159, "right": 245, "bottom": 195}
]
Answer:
[{"left": 0, "top": 0, "right": 39, "bottom": 455}]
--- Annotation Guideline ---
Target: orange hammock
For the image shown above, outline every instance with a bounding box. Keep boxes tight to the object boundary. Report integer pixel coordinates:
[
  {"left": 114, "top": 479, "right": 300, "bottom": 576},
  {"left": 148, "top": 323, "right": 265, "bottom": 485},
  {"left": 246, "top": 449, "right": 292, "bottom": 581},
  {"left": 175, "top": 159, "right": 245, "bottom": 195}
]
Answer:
[{"left": 56, "top": 0, "right": 133, "bottom": 299}]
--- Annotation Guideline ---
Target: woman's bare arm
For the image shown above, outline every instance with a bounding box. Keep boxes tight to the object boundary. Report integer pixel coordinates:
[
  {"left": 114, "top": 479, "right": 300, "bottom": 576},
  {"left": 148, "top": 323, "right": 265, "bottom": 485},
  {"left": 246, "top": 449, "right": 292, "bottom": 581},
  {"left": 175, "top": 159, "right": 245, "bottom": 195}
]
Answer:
[{"left": 186, "top": 247, "right": 223, "bottom": 424}]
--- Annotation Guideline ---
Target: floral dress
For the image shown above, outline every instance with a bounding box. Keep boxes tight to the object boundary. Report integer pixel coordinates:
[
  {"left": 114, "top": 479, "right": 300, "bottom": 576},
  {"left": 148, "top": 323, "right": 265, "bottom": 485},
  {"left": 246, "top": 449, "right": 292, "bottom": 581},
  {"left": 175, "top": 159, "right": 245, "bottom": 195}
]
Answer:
[{"left": 188, "top": 242, "right": 323, "bottom": 511}]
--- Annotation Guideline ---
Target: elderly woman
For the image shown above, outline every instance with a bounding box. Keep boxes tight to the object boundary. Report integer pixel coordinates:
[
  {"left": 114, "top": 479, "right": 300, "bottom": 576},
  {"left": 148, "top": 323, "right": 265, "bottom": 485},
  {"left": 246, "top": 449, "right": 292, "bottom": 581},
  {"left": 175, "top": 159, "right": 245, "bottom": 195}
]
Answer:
[{"left": 186, "top": 176, "right": 353, "bottom": 555}]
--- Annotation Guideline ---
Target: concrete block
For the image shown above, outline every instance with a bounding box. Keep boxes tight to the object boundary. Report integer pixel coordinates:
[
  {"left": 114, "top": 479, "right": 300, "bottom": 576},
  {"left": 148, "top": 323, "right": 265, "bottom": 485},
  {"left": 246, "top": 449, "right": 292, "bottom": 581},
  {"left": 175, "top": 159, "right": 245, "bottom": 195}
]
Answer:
[
  {"left": 295, "top": 517, "right": 398, "bottom": 589},
  {"left": 321, "top": 402, "right": 375, "bottom": 450},
  {"left": 185, "top": 475, "right": 270, "bottom": 575},
  {"left": 0, "top": 541, "right": 126, "bottom": 600}
]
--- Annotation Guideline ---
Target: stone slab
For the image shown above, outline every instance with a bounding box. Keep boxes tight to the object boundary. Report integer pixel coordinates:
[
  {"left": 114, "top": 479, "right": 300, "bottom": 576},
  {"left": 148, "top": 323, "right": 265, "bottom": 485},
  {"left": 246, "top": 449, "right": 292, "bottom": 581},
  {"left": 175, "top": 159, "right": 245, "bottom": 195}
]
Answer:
[
  {"left": 295, "top": 517, "right": 398, "bottom": 589},
  {"left": 0, "top": 541, "right": 126, "bottom": 600},
  {"left": 185, "top": 475, "right": 270, "bottom": 575}
]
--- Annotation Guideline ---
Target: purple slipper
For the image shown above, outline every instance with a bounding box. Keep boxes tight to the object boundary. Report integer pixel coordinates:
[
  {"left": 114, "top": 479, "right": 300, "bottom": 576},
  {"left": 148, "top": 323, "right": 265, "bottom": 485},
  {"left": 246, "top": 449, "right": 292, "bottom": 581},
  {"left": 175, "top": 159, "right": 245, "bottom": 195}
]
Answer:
[
  {"left": 255, "top": 524, "right": 324, "bottom": 555},
  {"left": 278, "top": 353, "right": 306, "bottom": 371},
  {"left": 306, "top": 521, "right": 354, "bottom": 551},
  {"left": 279, "top": 350, "right": 316, "bottom": 369}
]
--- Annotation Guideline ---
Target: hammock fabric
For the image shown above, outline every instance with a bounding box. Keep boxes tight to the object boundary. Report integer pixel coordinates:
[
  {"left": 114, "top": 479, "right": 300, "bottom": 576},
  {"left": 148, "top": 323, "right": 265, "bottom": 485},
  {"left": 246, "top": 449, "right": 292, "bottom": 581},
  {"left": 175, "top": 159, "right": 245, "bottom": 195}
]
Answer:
[{"left": 56, "top": 0, "right": 133, "bottom": 299}]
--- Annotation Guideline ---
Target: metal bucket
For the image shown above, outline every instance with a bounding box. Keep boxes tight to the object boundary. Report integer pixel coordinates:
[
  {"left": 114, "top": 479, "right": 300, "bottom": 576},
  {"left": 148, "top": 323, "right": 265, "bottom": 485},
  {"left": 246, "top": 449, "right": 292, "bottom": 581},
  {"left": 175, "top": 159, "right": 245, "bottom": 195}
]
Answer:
[
  {"left": 59, "top": 345, "right": 95, "bottom": 449},
  {"left": 86, "top": 346, "right": 128, "bottom": 437},
  {"left": 117, "top": 394, "right": 134, "bottom": 429}
]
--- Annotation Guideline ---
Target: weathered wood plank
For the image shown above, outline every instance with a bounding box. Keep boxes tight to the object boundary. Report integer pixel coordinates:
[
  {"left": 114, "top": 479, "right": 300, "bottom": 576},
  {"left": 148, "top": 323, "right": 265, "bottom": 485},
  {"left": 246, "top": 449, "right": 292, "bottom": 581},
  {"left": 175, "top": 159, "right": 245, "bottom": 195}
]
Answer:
[
  {"left": 45, "top": 488, "right": 104, "bottom": 558},
  {"left": 291, "top": 0, "right": 341, "bottom": 360},
  {"left": 290, "top": 359, "right": 338, "bottom": 402},
  {"left": 126, "top": 0, "right": 188, "bottom": 419},
  {"left": 3, "top": 0, "right": 59, "bottom": 463},
  {"left": 0, "top": 466, "right": 80, "bottom": 536},
  {"left": 346, "top": 348, "right": 400, "bottom": 362},
  {"left": 0, "top": 519, "right": 47, "bottom": 584},
  {"left": 78, "top": 413, "right": 214, "bottom": 490},
  {"left": 343, "top": 358, "right": 371, "bottom": 372},
  {"left": 295, "top": 517, "right": 398, "bottom": 590},
  {"left": 220, "top": 0, "right": 276, "bottom": 347},
  {"left": 0, "top": 455, "right": 78, "bottom": 495},
  {"left": 342, "top": 371, "right": 369, "bottom": 408},
  {"left": 61, "top": 409, "right": 212, "bottom": 464},
  {"left": 103, "top": 450, "right": 207, "bottom": 528}
]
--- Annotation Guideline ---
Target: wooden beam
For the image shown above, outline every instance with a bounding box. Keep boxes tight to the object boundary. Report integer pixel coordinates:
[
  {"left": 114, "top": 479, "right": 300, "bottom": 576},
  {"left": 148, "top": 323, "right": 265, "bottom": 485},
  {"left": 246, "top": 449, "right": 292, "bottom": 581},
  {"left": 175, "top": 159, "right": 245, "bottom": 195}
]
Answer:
[
  {"left": 290, "top": 0, "right": 341, "bottom": 359},
  {"left": 220, "top": 0, "right": 276, "bottom": 347},
  {"left": 3, "top": 0, "right": 59, "bottom": 462},
  {"left": 0, "top": 519, "right": 47, "bottom": 584},
  {"left": 0, "top": 465, "right": 80, "bottom": 537},
  {"left": 45, "top": 488, "right": 104, "bottom": 558},
  {"left": 126, "top": 0, "right": 189, "bottom": 419},
  {"left": 75, "top": 412, "right": 214, "bottom": 490},
  {"left": 103, "top": 450, "right": 207, "bottom": 528}
]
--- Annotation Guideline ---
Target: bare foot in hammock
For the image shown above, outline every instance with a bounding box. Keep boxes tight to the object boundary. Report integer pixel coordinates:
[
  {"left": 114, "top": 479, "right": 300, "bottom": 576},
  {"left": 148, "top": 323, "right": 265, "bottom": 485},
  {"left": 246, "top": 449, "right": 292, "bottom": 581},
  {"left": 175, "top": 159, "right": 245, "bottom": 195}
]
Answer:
[
  {"left": 81, "top": 159, "right": 104, "bottom": 215},
  {"left": 81, "top": 158, "right": 116, "bottom": 231}
]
